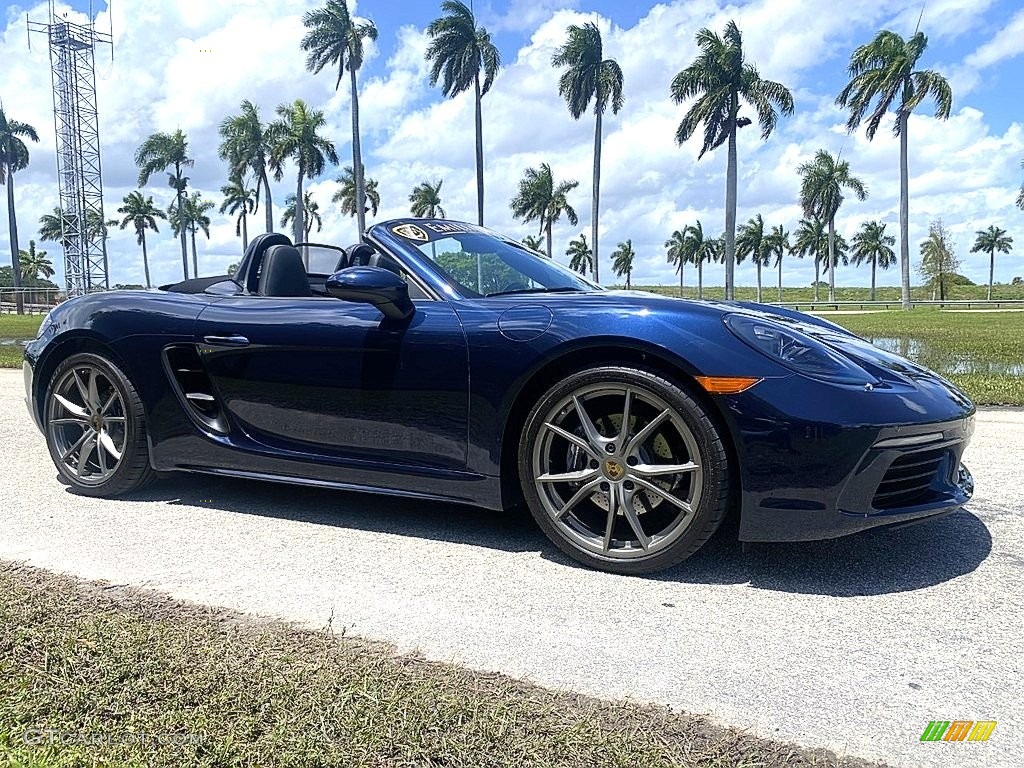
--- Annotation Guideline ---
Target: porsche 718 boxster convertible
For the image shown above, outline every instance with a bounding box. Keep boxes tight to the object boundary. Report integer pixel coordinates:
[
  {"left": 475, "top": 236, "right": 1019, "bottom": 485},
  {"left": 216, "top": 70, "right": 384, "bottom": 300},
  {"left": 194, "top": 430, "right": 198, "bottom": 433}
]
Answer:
[{"left": 23, "top": 219, "right": 976, "bottom": 573}]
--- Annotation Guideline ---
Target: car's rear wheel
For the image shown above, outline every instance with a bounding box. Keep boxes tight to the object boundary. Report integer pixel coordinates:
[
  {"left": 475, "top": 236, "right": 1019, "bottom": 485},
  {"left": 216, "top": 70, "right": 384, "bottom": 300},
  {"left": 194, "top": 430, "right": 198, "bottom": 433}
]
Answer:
[
  {"left": 44, "top": 353, "right": 155, "bottom": 496},
  {"left": 518, "top": 366, "right": 730, "bottom": 574}
]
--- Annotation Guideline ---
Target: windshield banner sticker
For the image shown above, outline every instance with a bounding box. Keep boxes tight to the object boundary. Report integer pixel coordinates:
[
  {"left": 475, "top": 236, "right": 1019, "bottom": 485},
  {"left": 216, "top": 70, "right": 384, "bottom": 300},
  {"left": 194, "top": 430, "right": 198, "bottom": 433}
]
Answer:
[
  {"left": 391, "top": 223, "right": 429, "bottom": 242},
  {"left": 391, "top": 220, "right": 488, "bottom": 243}
]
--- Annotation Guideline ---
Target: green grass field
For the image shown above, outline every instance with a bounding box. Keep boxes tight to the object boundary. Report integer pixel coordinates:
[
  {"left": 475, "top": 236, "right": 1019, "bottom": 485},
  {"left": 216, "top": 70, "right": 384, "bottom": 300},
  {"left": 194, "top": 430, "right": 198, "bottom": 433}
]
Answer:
[
  {"left": 2, "top": 306, "right": 1021, "bottom": 404},
  {"left": 0, "top": 563, "right": 879, "bottom": 768}
]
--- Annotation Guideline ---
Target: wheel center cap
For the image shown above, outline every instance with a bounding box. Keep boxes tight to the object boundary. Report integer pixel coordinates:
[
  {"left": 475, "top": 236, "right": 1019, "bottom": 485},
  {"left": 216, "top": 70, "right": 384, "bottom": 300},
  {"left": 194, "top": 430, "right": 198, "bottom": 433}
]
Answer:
[{"left": 603, "top": 458, "right": 626, "bottom": 481}]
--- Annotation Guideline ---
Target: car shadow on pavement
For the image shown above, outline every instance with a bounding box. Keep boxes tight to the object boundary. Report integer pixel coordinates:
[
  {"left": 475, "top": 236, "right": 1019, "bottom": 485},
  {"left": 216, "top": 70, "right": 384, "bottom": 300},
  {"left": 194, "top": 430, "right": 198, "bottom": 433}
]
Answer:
[{"left": 107, "top": 473, "right": 992, "bottom": 597}]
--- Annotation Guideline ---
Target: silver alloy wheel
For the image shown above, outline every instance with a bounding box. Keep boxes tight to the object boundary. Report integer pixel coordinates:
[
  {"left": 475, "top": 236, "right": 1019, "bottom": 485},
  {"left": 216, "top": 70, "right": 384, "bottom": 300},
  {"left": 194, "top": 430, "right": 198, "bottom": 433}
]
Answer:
[
  {"left": 46, "top": 363, "right": 127, "bottom": 486},
  {"left": 531, "top": 383, "right": 704, "bottom": 560}
]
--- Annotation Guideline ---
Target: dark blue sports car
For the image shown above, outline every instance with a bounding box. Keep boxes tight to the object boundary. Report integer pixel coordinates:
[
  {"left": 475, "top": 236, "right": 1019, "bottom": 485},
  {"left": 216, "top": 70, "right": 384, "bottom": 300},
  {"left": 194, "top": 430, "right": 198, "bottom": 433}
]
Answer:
[{"left": 23, "top": 219, "right": 976, "bottom": 573}]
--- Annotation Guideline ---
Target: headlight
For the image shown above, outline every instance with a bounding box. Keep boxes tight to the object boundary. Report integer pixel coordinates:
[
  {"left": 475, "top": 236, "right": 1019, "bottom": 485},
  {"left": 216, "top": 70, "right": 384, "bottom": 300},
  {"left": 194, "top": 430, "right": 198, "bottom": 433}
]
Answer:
[{"left": 724, "top": 314, "right": 876, "bottom": 385}]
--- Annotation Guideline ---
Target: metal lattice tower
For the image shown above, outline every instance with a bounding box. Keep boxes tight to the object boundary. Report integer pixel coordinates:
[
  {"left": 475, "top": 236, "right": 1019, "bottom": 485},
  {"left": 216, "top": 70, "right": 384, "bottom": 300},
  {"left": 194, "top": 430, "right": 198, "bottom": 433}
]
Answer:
[{"left": 28, "top": 3, "right": 112, "bottom": 297}]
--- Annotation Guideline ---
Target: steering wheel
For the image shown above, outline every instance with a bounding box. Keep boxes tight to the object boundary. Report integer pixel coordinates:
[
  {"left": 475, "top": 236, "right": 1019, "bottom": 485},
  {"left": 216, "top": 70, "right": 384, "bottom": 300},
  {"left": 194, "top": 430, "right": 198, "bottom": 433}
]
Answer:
[{"left": 501, "top": 281, "right": 530, "bottom": 293}]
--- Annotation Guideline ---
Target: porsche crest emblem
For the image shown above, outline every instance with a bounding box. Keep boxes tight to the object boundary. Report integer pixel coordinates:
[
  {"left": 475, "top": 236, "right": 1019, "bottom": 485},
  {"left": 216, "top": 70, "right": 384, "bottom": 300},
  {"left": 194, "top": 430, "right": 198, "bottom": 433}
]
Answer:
[
  {"left": 392, "top": 223, "right": 429, "bottom": 242},
  {"left": 604, "top": 459, "right": 625, "bottom": 481}
]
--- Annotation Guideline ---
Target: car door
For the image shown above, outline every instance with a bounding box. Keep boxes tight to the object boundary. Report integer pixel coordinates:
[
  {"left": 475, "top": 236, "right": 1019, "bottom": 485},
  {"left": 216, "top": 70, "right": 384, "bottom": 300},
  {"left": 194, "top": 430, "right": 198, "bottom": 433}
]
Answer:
[{"left": 193, "top": 294, "right": 469, "bottom": 472}]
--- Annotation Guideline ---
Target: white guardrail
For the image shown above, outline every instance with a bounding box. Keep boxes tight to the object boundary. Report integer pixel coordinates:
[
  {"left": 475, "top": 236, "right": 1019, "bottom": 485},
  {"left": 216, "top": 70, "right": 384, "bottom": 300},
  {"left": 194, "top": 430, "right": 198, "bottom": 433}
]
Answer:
[{"left": 772, "top": 299, "right": 1024, "bottom": 311}]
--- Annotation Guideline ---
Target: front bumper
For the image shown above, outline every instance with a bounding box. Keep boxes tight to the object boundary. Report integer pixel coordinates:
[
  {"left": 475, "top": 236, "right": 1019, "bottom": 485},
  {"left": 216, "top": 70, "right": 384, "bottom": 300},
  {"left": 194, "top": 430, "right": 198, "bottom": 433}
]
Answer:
[
  {"left": 735, "top": 405, "right": 976, "bottom": 543},
  {"left": 23, "top": 359, "right": 41, "bottom": 431}
]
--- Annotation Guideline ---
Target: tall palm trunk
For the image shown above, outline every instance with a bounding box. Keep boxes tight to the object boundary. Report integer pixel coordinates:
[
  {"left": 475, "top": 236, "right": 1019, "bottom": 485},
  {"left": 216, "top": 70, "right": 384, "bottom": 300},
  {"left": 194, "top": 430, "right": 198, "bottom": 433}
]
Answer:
[
  {"left": 898, "top": 111, "right": 911, "bottom": 310},
  {"left": 827, "top": 217, "right": 836, "bottom": 302},
  {"left": 591, "top": 108, "right": 603, "bottom": 284},
  {"left": 987, "top": 248, "right": 994, "bottom": 301},
  {"left": 813, "top": 257, "right": 821, "bottom": 302},
  {"left": 545, "top": 220, "right": 553, "bottom": 259},
  {"left": 294, "top": 172, "right": 305, "bottom": 245},
  {"left": 724, "top": 104, "right": 738, "bottom": 301},
  {"left": 755, "top": 262, "right": 762, "bottom": 303},
  {"left": 473, "top": 74, "right": 485, "bottom": 226},
  {"left": 350, "top": 66, "right": 367, "bottom": 235},
  {"left": 175, "top": 164, "right": 188, "bottom": 280},
  {"left": 241, "top": 213, "right": 249, "bottom": 251},
  {"left": 6, "top": 172, "right": 24, "bottom": 314},
  {"left": 262, "top": 172, "right": 274, "bottom": 233},
  {"left": 679, "top": 263, "right": 684, "bottom": 298},
  {"left": 140, "top": 232, "right": 152, "bottom": 289},
  {"left": 870, "top": 257, "right": 877, "bottom": 302},
  {"left": 625, "top": 269, "right": 631, "bottom": 290},
  {"left": 697, "top": 259, "right": 704, "bottom": 299},
  {"left": 190, "top": 228, "right": 199, "bottom": 278},
  {"left": 777, "top": 256, "right": 783, "bottom": 302}
]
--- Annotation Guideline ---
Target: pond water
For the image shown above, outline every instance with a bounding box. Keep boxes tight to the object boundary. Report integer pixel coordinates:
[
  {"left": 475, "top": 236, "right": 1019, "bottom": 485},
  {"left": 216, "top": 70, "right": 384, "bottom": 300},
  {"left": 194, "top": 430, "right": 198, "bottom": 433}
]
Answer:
[{"left": 866, "top": 337, "right": 1024, "bottom": 377}]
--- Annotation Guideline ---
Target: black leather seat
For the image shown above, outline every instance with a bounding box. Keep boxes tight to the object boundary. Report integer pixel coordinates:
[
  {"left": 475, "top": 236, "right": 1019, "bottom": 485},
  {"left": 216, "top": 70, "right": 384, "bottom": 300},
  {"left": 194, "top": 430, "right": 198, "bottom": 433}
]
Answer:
[
  {"left": 235, "top": 232, "right": 292, "bottom": 294},
  {"left": 258, "top": 245, "right": 311, "bottom": 297},
  {"left": 347, "top": 243, "right": 377, "bottom": 267}
]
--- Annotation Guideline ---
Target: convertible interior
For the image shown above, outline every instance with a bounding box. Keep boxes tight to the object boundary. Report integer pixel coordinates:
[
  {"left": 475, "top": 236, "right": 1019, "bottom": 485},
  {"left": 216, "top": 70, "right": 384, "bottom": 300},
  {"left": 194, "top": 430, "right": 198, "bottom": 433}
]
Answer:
[{"left": 161, "top": 233, "right": 412, "bottom": 298}]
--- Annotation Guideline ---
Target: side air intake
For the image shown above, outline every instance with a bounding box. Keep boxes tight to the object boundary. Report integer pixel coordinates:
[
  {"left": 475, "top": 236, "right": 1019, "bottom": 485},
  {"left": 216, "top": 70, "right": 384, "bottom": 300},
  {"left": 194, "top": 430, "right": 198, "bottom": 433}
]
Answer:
[{"left": 163, "top": 345, "right": 228, "bottom": 434}]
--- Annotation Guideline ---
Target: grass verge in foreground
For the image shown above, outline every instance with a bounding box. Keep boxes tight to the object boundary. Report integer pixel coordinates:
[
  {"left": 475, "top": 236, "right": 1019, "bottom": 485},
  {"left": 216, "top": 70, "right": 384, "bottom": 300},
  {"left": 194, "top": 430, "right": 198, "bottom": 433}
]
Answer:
[{"left": 0, "top": 562, "right": 885, "bottom": 768}]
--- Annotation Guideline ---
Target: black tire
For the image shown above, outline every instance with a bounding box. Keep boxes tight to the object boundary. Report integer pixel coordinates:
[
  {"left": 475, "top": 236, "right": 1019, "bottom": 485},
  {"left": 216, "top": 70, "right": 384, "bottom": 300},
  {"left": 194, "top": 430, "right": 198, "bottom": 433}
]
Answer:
[
  {"left": 518, "top": 366, "right": 730, "bottom": 574},
  {"left": 43, "top": 352, "right": 155, "bottom": 497}
]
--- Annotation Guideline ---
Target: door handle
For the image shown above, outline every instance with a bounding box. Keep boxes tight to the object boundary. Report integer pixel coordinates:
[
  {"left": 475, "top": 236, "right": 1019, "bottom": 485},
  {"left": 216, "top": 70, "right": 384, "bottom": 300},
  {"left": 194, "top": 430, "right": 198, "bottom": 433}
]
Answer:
[{"left": 203, "top": 334, "right": 250, "bottom": 347}]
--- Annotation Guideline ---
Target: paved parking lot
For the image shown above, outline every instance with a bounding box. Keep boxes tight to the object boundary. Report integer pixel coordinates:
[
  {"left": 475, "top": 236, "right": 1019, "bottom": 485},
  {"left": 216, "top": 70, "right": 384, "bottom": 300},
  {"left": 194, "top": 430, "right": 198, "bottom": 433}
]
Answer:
[{"left": 1, "top": 369, "right": 1020, "bottom": 767}]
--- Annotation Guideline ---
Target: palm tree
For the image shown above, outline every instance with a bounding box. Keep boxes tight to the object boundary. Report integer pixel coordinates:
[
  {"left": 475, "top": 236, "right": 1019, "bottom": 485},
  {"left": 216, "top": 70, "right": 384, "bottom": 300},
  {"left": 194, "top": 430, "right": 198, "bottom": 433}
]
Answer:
[
  {"left": 136, "top": 129, "right": 193, "bottom": 279},
  {"left": 220, "top": 178, "right": 258, "bottom": 251},
  {"left": 410, "top": 179, "right": 446, "bottom": 218},
  {"left": 302, "top": 0, "right": 378, "bottom": 236},
  {"left": 683, "top": 220, "right": 719, "bottom": 299},
  {"left": 764, "top": 224, "right": 791, "bottom": 302},
  {"left": 425, "top": 0, "right": 500, "bottom": 226},
  {"left": 169, "top": 191, "right": 214, "bottom": 278},
  {"left": 218, "top": 100, "right": 274, "bottom": 234},
  {"left": 798, "top": 149, "right": 867, "bottom": 302},
  {"left": 39, "top": 207, "right": 69, "bottom": 249},
  {"left": 116, "top": 191, "right": 166, "bottom": 289},
  {"left": 671, "top": 21, "right": 793, "bottom": 301},
  {"left": 510, "top": 163, "right": 579, "bottom": 259},
  {"left": 736, "top": 214, "right": 772, "bottom": 302},
  {"left": 665, "top": 229, "right": 688, "bottom": 297},
  {"left": 552, "top": 22, "right": 623, "bottom": 285},
  {"left": 333, "top": 165, "right": 380, "bottom": 218},
  {"left": 566, "top": 234, "right": 593, "bottom": 275},
  {"left": 611, "top": 239, "right": 635, "bottom": 288},
  {"left": 282, "top": 191, "right": 323, "bottom": 241},
  {"left": 850, "top": 220, "right": 896, "bottom": 301},
  {"left": 268, "top": 99, "right": 338, "bottom": 245},
  {"left": 837, "top": 30, "right": 952, "bottom": 310},
  {"left": 521, "top": 234, "right": 544, "bottom": 253},
  {"left": 1, "top": 107, "right": 40, "bottom": 314},
  {"left": 19, "top": 241, "right": 53, "bottom": 280},
  {"left": 970, "top": 225, "right": 1013, "bottom": 300},
  {"left": 795, "top": 217, "right": 828, "bottom": 301}
]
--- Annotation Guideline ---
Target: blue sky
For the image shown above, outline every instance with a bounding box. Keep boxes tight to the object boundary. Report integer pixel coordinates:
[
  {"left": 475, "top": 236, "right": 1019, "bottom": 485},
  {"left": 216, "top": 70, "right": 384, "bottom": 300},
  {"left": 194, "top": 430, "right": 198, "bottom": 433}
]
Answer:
[{"left": 5, "top": 0, "right": 1023, "bottom": 289}]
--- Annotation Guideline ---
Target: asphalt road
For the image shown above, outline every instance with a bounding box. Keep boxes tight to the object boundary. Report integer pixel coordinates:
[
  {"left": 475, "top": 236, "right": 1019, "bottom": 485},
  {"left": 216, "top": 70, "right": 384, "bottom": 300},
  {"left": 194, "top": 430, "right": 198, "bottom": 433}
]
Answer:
[{"left": 1, "top": 368, "right": 1020, "bottom": 767}]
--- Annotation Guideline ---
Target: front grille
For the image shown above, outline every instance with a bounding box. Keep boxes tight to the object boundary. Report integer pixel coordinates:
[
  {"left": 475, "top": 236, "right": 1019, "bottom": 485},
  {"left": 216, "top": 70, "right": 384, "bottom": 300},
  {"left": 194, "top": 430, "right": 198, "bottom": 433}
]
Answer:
[{"left": 872, "top": 447, "right": 949, "bottom": 509}]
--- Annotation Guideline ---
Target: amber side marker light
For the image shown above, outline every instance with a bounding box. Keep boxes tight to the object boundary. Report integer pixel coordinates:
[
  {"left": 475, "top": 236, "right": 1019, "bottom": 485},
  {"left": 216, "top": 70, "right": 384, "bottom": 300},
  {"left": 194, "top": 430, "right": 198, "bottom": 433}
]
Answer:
[{"left": 695, "top": 376, "right": 762, "bottom": 394}]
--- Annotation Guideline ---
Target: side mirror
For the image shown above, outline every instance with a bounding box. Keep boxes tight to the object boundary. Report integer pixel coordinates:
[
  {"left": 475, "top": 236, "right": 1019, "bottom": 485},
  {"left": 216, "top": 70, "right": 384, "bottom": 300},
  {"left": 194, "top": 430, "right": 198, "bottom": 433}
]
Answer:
[{"left": 326, "top": 266, "right": 415, "bottom": 321}]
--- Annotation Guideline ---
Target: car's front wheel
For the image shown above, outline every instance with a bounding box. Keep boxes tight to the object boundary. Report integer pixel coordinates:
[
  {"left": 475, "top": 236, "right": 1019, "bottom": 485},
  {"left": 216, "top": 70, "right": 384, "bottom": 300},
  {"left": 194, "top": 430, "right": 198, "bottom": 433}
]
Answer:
[
  {"left": 519, "top": 366, "right": 730, "bottom": 574},
  {"left": 44, "top": 352, "right": 155, "bottom": 496}
]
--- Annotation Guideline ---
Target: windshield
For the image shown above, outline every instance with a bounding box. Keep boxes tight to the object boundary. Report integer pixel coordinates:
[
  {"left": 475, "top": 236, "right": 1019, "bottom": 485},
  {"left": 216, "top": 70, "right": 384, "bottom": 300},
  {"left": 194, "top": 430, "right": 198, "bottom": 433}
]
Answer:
[{"left": 403, "top": 226, "right": 597, "bottom": 297}]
